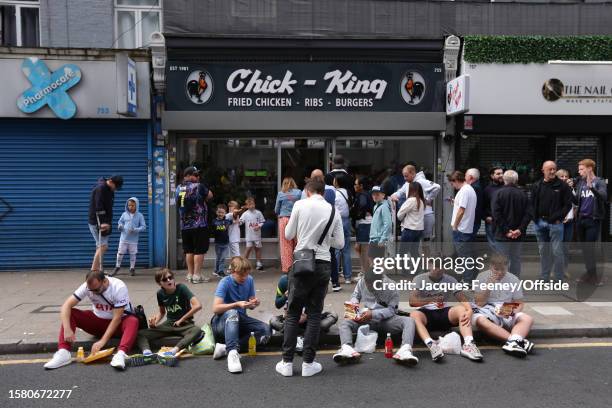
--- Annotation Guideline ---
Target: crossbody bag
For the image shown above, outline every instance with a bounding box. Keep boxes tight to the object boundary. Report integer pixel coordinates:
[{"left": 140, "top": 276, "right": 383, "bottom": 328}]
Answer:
[{"left": 292, "top": 205, "right": 336, "bottom": 277}]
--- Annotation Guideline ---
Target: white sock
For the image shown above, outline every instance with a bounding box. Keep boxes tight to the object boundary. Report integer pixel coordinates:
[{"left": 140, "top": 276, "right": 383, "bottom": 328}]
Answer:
[
  {"left": 425, "top": 338, "right": 433, "bottom": 346},
  {"left": 143, "top": 349, "right": 152, "bottom": 355},
  {"left": 170, "top": 347, "right": 179, "bottom": 355},
  {"left": 464, "top": 336, "right": 474, "bottom": 345},
  {"left": 116, "top": 253, "right": 124, "bottom": 268},
  {"left": 117, "top": 350, "right": 126, "bottom": 356},
  {"left": 129, "top": 254, "right": 137, "bottom": 269},
  {"left": 509, "top": 334, "right": 523, "bottom": 342}
]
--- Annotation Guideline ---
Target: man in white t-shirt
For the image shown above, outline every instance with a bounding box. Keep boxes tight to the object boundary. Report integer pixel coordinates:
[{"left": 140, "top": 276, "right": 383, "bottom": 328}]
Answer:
[
  {"left": 448, "top": 171, "right": 477, "bottom": 283},
  {"left": 44, "top": 271, "right": 139, "bottom": 371},
  {"left": 472, "top": 253, "right": 535, "bottom": 358}
]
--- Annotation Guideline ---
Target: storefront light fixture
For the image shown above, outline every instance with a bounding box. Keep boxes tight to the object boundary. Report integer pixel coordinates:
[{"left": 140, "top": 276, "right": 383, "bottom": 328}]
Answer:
[{"left": 548, "top": 60, "right": 612, "bottom": 65}]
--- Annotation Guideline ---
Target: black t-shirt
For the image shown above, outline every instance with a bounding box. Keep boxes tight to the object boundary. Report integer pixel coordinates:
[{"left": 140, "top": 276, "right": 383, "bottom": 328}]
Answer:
[
  {"left": 212, "top": 217, "right": 232, "bottom": 244},
  {"left": 157, "top": 284, "right": 194, "bottom": 323}
]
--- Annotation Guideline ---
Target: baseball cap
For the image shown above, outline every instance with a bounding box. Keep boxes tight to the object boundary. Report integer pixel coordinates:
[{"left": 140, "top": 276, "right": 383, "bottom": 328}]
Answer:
[
  {"left": 183, "top": 166, "right": 200, "bottom": 177},
  {"left": 110, "top": 175, "right": 123, "bottom": 190},
  {"left": 371, "top": 185, "right": 384, "bottom": 194}
]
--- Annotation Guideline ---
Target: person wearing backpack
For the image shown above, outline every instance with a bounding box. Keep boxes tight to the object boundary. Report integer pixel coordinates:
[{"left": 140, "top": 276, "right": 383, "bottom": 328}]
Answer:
[{"left": 176, "top": 166, "right": 213, "bottom": 284}]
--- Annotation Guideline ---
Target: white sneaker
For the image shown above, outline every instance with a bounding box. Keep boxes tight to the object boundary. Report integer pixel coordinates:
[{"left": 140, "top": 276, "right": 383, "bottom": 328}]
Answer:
[
  {"left": 213, "top": 343, "right": 227, "bottom": 360},
  {"left": 296, "top": 336, "right": 304, "bottom": 353},
  {"left": 333, "top": 344, "right": 361, "bottom": 364},
  {"left": 393, "top": 344, "right": 419, "bottom": 366},
  {"left": 275, "top": 360, "right": 293, "bottom": 377},
  {"left": 302, "top": 361, "right": 322, "bottom": 377},
  {"left": 110, "top": 351, "right": 126, "bottom": 370},
  {"left": 186, "top": 274, "right": 193, "bottom": 282},
  {"left": 227, "top": 350, "right": 242, "bottom": 373},
  {"left": 43, "top": 349, "right": 72, "bottom": 370}
]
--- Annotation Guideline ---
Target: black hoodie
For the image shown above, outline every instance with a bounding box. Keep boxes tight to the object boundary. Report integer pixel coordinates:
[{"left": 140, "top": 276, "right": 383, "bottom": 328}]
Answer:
[
  {"left": 88, "top": 177, "right": 115, "bottom": 226},
  {"left": 530, "top": 177, "right": 573, "bottom": 224}
]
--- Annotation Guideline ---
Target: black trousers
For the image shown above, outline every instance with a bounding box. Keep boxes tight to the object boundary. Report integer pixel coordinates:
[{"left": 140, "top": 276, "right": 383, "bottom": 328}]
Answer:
[{"left": 282, "top": 260, "right": 330, "bottom": 363}]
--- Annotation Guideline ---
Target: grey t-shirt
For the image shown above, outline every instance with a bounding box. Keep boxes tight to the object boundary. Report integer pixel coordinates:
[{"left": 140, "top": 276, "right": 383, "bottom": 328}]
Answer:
[
  {"left": 474, "top": 270, "right": 523, "bottom": 305},
  {"left": 411, "top": 273, "right": 461, "bottom": 310}
]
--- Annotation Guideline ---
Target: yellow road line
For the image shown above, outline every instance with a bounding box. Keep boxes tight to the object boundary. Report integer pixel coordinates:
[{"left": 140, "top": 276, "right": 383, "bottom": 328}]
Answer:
[{"left": 2, "top": 342, "right": 612, "bottom": 366}]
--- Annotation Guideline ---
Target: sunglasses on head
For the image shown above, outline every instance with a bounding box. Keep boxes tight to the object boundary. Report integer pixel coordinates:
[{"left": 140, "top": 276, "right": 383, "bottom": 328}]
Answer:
[{"left": 161, "top": 275, "right": 174, "bottom": 283}]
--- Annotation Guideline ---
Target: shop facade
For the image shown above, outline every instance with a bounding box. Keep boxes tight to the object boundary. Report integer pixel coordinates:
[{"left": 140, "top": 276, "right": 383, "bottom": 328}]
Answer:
[
  {"left": 0, "top": 48, "right": 162, "bottom": 269},
  {"left": 162, "top": 38, "right": 447, "bottom": 268},
  {"left": 453, "top": 61, "right": 611, "bottom": 239}
]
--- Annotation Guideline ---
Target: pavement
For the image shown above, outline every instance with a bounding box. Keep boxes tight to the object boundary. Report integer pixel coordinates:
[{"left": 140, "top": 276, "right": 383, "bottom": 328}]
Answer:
[
  {"left": 0, "top": 260, "right": 611, "bottom": 354},
  {"left": 1, "top": 342, "right": 611, "bottom": 408}
]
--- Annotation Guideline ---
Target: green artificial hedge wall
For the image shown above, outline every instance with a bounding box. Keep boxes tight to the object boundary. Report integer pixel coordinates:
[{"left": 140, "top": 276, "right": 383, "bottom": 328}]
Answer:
[{"left": 463, "top": 36, "right": 612, "bottom": 64}]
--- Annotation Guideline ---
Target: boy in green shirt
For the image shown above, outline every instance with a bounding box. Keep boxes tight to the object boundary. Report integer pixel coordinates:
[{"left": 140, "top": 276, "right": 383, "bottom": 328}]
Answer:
[{"left": 137, "top": 269, "right": 203, "bottom": 356}]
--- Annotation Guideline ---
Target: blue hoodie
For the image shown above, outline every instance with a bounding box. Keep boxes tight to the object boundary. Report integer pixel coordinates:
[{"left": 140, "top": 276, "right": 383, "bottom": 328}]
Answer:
[{"left": 118, "top": 197, "right": 146, "bottom": 244}]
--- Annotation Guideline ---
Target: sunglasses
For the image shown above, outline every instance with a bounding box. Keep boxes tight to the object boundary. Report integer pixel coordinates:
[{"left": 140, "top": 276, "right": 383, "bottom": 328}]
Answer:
[{"left": 161, "top": 275, "right": 174, "bottom": 283}]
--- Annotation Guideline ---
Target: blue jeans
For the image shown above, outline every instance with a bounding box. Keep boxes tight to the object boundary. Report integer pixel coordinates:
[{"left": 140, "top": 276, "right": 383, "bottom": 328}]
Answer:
[
  {"left": 401, "top": 229, "right": 423, "bottom": 259},
  {"left": 211, "top": 309, "right": 270, "bottom": 353},
  {"left": 496, "top": 239, "right": 523, "bottom": 277},
  {"left": 563, "top": 220, "right": 574, "bottom": 268},
  {"left": 335, "top": 216, "right": 352, "bottom": 280},
  {"left": 534, "top": 219, "right": 565, "bottom": 281},
  {"left": 214, "top": 244, "right": 228, "bottom": 273},
  {"left": 453, "top": 230, "right": 475, "bottom": 283},
  {"left": 485, "top": 222, "right": 498, "bottom": 252}
]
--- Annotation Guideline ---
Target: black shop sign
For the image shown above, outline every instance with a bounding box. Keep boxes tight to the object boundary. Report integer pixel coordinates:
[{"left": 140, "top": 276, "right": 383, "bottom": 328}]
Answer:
[{"left": 165, "top": 62, "right": 444, "bottom": 112}]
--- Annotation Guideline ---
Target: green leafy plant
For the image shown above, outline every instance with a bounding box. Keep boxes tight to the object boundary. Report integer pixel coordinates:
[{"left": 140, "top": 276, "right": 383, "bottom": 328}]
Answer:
[{"left": 464, "top": 36, "right": 612, "bottom": 64}]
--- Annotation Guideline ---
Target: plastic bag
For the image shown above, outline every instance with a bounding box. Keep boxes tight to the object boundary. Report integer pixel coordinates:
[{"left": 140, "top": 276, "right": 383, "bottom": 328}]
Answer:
[
  {"left": 188, "top": 323, "right": 215, "bottom": 355},
  {"left": 438, "top": 332, "right": 462, "bottom": 355},
  {"left": 354, "top": 324, "right": 378, "bottom": 354}
]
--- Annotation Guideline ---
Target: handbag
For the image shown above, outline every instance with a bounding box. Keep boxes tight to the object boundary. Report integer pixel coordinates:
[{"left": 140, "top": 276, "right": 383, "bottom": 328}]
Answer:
[
  {"left": 292, "top": 205, "right": 336, "bottom": 277},
  {"left": 100, "top": 293, "right": 148, "bottom": 330}
]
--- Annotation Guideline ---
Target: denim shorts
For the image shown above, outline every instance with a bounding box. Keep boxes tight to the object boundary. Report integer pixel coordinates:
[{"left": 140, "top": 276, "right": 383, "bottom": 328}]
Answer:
[{"left": 89, "top": 224, "right": 109, "bottom": 248}]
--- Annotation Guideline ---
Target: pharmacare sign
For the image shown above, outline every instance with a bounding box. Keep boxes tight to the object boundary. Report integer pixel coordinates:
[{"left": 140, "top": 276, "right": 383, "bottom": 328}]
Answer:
[
  {"left": 17, "top": 57, "right": 82, "bottom": 119},
  {"left": 463, "top": 63, "right": 612, "bottom": 115},
  {"left": 165, "top": 62, "right": 444, "bottom": 112}
]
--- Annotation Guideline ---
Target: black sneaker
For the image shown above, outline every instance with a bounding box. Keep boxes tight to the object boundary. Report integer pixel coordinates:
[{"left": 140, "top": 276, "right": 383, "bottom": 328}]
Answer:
[
  {"left": 129, "top": 268, "right": 135, "bottom": 276},
  {"left": 520, "top": 339, "right": 534, "bottom": 354},
  {"left": 256, "top": 264, "right": 264, "bottom": 271},
  {"left": 110, "top": 267, "right": 120, "bottom": 277},
  {"left": 332, "top": 284, "right": 342, "bottom": 292},
  {"left": 213, "top": 271, "right": 226, "bottom": 278},
  {"left": 502, "top": 340, "right": 528, "bottom": 357}
]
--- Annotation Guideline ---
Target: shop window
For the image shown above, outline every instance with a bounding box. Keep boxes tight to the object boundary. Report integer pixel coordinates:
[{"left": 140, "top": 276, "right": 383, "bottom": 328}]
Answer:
[
  {"left": 114, "top": 0, "right": 161, "bottom": 49},
  {"left": 0, "top": 1, "right": 40, "bottom": 47},
  {"left": 458, "top": 135, "right": 550, "bottom": 189},
  {"left": 336, "top": 137, "right": 436, "bottom": 192},
  {"left": 177, "top": 139, "right": 279, "bottom": 238}
]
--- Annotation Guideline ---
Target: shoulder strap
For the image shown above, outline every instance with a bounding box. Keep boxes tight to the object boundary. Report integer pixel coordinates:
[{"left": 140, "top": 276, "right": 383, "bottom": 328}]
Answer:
[{"left": 317, "top": 205, "right": 336, "bottom": 245}]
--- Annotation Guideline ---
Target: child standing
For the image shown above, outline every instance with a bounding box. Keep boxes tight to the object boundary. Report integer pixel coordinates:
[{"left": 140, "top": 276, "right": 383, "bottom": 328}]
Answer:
[
  {"left": 212, "top": 204, "right": 232, "bottom": 278},
  {"left": 240, "top": 197, "right": 265, "bottom": 271},
  {"left": 113, "top": 197, "right": 146, "bottom": 276},
  {"left": 226, "top": 201, "right": 243, "bottom": 260}
]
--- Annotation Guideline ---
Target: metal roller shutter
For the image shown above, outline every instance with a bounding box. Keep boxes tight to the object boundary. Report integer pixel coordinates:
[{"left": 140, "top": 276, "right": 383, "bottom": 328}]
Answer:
[{"left": 0, "top": 119, "right": 150, "bottom": 270}]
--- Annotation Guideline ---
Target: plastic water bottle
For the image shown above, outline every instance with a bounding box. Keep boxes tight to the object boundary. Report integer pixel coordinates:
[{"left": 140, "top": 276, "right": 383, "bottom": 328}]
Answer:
[
  {"left": 384, "top": 333, "right": 393, "bottom": 358},
  {"left": 248, "top": 332, "right": 257, "bottom": 356},
  {"left": 76, "top": 347, "right": 85, "bottom": 362}
]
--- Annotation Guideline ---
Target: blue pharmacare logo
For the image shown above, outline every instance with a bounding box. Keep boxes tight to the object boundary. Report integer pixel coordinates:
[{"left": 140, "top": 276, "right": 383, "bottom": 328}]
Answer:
[{"left": 17, "top": 57, "right": 82, "bottom": 120}]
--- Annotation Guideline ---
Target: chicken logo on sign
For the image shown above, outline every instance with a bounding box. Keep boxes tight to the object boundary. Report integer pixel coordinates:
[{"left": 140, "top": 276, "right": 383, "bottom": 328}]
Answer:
[
  {"left": 400, "top": 71, "right": 426, "bottom": 105},
  {"left": 186, "top": 70, "right": 213, "bottom": 104}
]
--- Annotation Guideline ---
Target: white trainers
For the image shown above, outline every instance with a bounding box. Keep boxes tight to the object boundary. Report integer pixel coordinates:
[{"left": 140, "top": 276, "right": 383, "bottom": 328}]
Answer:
[
  {"left": 296, "top": 336, "right": 304, "bottom": 353},
  {"left": 213, "top": 343, "right": 227, "bottom": 360},
  {"left": 186, "top": 273, "right": 193, "bottom": 282},
  {"left": 227, "top": 350, "right": 242, "bottom": 373},
  {"left": 302, "top": 361, "right": 322, "bottom": 377},
  {"left": 110, "top": 350, "right": 126, "bottom": 370},
  {"left": 393, "top": 344, "right": 419, "bottom": 366},
  {"left": 333, "top": 344, "right": 361, "bottom": 364},
  {"left": 43, "top": 349, "right": 72, "bottom": 370},
  {"left": 275, "top": 360, "right": 293, "bottom": 377}
]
